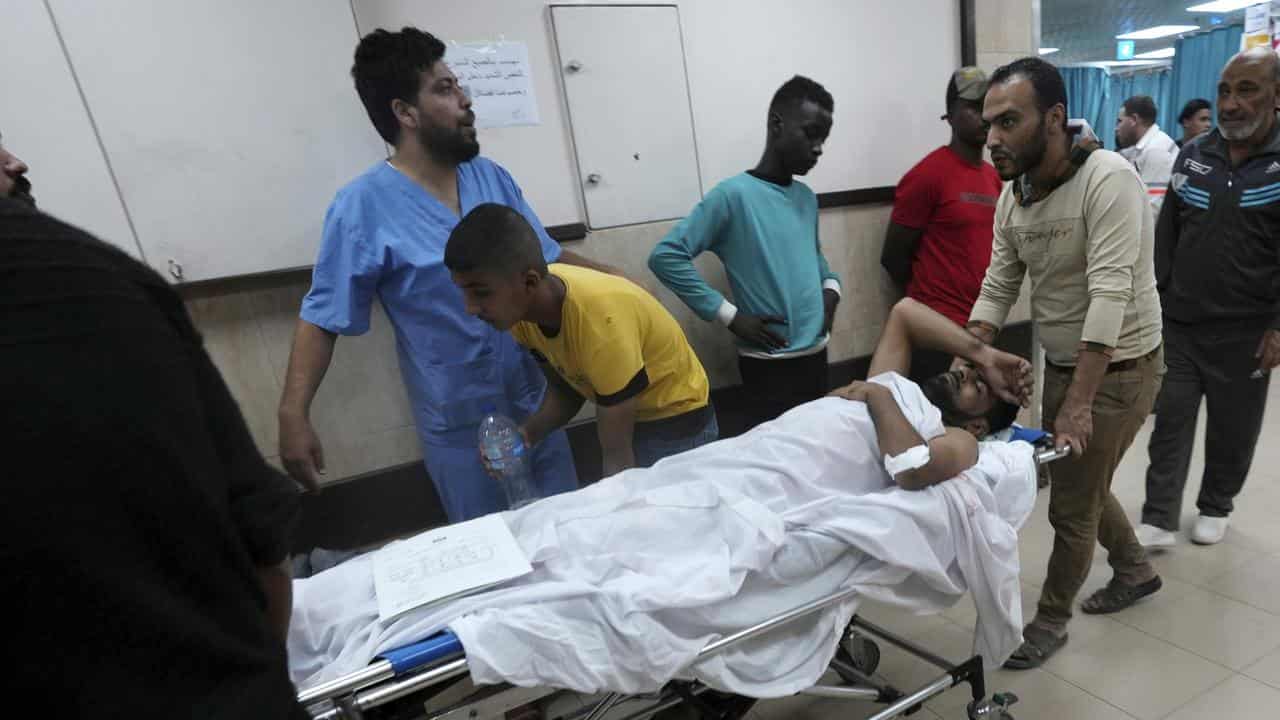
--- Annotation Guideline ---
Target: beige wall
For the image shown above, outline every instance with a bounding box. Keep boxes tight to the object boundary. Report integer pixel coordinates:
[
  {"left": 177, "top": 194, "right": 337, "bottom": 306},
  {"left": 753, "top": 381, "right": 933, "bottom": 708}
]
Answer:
[
  {"left": 975, "top": 0, "right": 1038, "bottom": 72},
  {"left": 974, "top": 0, "right": 1042, "bottom": 424}
]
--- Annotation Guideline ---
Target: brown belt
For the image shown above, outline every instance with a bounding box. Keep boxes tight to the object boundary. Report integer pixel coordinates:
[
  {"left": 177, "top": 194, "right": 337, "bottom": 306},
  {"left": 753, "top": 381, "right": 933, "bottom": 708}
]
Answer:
[{"left": 1046, "top": 345, "right": 1160, "bottom": 374}]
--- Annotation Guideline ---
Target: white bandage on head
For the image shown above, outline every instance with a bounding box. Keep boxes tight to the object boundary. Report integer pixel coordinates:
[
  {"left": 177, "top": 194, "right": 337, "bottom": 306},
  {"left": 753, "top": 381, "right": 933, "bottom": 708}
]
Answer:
[{"left": 884, "top": 445, "right": 931, "bottom": 477}]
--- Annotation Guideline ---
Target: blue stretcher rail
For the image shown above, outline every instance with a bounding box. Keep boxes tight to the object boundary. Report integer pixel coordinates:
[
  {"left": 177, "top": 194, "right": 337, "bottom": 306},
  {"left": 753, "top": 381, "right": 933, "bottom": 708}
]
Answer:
[
  {"left": 1007, "top": 426, "right": 1047, "bottom": 444},
  {"left": 378, "top": 631, "right": 465, "bottom": 674}
]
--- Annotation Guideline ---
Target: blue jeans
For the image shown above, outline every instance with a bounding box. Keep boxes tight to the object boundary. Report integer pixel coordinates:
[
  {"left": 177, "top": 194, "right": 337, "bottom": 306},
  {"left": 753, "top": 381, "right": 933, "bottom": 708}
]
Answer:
[
  {"left": 423, "top": 428, "right": 578, "bottom": 522},
  {"left": 632, "top": 404, "right": 719, "bottom": 468}
]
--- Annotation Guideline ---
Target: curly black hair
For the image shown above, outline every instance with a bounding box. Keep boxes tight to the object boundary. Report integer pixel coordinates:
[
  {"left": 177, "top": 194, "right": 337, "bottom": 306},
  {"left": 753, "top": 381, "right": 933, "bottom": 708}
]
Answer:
[{"left": 352, "top": 27, "right": 447, "bottom": 144}]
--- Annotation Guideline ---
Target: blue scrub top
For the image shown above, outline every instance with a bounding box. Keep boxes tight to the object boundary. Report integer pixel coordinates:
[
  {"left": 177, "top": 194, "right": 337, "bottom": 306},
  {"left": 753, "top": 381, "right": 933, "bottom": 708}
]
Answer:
[{"left": 301, "top": 158, "right": 562, "bottom": 447}]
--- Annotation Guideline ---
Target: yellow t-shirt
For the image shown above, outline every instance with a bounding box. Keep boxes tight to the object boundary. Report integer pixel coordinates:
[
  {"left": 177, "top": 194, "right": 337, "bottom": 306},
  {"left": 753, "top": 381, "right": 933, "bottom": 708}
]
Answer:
[{"left": 511, "top": 264, "right": 709, "bottom": 422}]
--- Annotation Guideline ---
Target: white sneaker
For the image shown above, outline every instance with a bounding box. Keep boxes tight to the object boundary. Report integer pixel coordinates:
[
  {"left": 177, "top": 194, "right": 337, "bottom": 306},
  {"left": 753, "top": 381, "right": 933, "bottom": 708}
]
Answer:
[
  {"left": 1136, "top": 523, "right": 1177, "bottom": 550},
  {"left": 1191, "top": 515, "right": 1229, "bottom": 545}
]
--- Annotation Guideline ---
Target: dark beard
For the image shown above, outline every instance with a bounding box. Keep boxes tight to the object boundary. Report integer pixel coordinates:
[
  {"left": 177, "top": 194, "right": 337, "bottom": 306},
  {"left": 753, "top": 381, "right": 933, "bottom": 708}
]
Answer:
[
  {"left": 921, "top": 368, "right": 962, "bottom": 409},
  {"left": 422, "top": 124, "right": 480, "bottom": 165},
  {"left": 8, "top": 175, "right": 35, "bottom": 208},
  {"left": 919, "top": 371, "right": 961, "bottom": 423},
  {"left": 993, "top": 115, "right": 1048, "bottom": 181},
  {"left": 1015, "top": 118, "right": 1049, "bottom": 178}
]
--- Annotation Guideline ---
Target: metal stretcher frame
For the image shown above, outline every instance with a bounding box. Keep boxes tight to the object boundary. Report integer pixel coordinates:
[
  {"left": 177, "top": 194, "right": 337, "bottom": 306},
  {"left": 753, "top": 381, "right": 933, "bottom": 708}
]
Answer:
[{"left": 299, "top": 440, "right": 1071, "bottom": 720}]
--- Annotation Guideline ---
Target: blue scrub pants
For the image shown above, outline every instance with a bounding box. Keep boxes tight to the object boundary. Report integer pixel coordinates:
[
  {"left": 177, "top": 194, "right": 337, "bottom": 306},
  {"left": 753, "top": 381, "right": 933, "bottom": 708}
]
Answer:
[{"left": 423, "top": 428, "right": 578, "bottom": 522}]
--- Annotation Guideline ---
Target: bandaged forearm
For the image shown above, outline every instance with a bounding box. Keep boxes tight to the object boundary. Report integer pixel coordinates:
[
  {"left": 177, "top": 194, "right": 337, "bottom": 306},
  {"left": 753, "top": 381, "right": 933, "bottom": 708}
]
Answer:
[{"left": 884, "top": 445, "right": 931, "bottom": 476}]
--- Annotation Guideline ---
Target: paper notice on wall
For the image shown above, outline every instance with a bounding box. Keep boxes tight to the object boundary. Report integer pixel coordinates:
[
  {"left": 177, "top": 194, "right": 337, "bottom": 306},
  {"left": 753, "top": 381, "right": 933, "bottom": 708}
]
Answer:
[
  {"left": 447, "top": 41, "right": 540, "bottom": 128},
  {"left": 1242, "top": 3, "right": 1271, "bottom": 50}
]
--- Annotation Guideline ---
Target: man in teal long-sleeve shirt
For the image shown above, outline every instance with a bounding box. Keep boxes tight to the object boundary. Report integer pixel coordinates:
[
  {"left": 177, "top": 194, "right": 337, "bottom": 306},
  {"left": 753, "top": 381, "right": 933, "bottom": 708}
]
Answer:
[{"left": 649, "top": 75, "right": 841, "bottom": 431}]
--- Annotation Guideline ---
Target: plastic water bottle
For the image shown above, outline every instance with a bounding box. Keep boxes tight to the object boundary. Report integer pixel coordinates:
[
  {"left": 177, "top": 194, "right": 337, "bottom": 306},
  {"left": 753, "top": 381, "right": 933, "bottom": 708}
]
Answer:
[{"left": 478, "top": 411, "right": 537, "bottom": 509}]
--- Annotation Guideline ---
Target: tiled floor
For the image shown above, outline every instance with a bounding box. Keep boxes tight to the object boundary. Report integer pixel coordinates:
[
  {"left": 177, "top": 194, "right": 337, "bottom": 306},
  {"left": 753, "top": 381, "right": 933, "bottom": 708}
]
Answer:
[{"left": 749, "top": 378, "right": 1280, "bottom": 720}]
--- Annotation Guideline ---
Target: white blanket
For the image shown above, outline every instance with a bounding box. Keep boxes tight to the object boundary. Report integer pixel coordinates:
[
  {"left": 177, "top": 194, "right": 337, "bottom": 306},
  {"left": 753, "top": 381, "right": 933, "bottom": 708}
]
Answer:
[{"left": 289, "top": 373, "right": 1036, "bottom": 697}]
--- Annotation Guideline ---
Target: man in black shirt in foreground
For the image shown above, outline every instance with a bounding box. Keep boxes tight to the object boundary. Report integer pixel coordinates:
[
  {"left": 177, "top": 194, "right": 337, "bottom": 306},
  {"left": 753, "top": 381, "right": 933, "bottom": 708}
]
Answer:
[{"left": 0, "top": 190, "right": 306, "bottom": 717}]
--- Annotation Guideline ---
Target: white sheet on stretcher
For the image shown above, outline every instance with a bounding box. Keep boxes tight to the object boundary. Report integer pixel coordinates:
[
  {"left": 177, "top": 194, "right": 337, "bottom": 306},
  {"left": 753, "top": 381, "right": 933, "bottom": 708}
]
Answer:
[{"left": 289, "top": 372, "right": 1037, "bottom": 698}]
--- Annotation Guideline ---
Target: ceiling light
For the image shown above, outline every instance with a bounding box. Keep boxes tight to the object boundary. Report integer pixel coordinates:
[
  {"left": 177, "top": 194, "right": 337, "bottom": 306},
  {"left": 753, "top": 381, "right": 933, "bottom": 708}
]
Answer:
[
  {"left": 1104, "top": 60, "right": 1170, "bottom": 67},
  {"left": 1187, "top": 1, "right": 1260, "bottom": 12},
  {"left": 1073, "top": 60, "right": 1172, "bottom": 68},
  {"left": 1039, "top": 47, "right": 1060, "bottom": 55},
  {"left": 1117, "top": 25, "right": 1199, "bottom": 39},
  {"left": 1134, "top": 47, "right": 1177, "bottom": 58}
]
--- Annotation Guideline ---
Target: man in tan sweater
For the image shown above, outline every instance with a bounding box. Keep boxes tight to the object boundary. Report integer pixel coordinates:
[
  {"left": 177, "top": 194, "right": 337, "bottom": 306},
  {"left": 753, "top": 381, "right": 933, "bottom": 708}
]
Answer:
[{"left": 968, "top": 57, "right": 1165, "bottom": 669}]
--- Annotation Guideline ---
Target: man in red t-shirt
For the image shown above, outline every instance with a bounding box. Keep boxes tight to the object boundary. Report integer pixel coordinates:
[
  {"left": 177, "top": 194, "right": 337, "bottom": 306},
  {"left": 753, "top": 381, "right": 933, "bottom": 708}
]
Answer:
[{"left": 881, "top": 67, "right": 1003, "bottom": 381}]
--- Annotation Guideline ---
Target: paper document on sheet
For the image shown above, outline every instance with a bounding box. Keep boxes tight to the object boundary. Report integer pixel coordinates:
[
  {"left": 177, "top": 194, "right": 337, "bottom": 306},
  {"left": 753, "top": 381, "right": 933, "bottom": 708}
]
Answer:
[{"left": 372, "top": 514, "right": 532, "bottom": 622}]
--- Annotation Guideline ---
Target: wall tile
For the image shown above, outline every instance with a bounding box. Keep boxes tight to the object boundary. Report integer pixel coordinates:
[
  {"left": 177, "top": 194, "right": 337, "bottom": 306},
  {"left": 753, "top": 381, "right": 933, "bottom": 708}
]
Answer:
[
  {"left": 247, "top": 276, "right": 414, "bottom": 448},
  {"left": 245, "top": 279, "right": 310, "bottom": 381},
  {"left": 824, "top": 204, "right": 897, "bottom": 362},
  {"left": 853, "top": 320, "right": 887, "bottom": 360},
  {"left": 187, "top": 291, "right": 282, "bottom": 454},
  {"left": 976, "top": 51, "right": 1029, "bottom": 75},
  {"left": 975, "top": 0, "right": 1035, "bottom": 55},
  {"left": 321, "top": 424, "right": 423, "bottom": 484}
]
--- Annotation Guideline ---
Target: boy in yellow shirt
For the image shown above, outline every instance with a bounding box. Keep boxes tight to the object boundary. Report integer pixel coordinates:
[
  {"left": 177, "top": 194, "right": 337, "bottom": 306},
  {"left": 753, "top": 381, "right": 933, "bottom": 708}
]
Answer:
[{"left": 445, "top": 203, "right": 715, "bottom": 476}]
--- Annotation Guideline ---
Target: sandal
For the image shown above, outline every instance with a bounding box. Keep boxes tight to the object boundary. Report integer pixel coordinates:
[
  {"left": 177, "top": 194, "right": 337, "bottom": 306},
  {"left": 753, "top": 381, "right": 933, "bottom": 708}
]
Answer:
[
  {"left": 1003, "top": 625, "right": 1068, "bottom": 670},
  {"left": 1081, "top": 576, "right": 1163, "bottom": 615}
]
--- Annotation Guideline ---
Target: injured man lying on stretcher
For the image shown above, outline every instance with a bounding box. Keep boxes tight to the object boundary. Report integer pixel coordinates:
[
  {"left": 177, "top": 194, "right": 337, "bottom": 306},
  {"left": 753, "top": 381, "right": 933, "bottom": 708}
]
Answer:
[{"left": 289, "top": 298, "right": 1037, "bottom": 697}]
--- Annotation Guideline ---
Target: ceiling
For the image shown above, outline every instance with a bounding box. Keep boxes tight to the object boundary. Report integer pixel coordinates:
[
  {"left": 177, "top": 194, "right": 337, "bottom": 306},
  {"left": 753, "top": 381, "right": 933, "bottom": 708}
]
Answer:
[{"left": 1041, "top": 0, "right": 1249, "bottom": 66}]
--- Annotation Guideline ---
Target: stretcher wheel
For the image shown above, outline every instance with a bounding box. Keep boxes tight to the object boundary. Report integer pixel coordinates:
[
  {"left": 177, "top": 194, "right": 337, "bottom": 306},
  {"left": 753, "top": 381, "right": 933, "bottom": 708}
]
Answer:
[
  {"left": 833, "top": 632, "right": 880, "bottom": 682},
  {"left": 967, "top": 692, "right": 1018, "bottom": 719}
]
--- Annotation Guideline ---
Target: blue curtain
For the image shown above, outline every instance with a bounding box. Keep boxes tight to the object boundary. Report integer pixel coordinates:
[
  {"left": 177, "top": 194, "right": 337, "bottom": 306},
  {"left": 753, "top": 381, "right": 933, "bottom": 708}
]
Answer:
[
  {"left": 1061, "top": 66, "right": 1110, "bottom": 145},
  {"left": 1104, "top": 69, "right": 1175, "bottom": 149},
  {"left": 1049, "top": 25, "right": 1240, "bottom": 150},
  {"left": 1169, "top": 24, "right": 1244, "bottom": 134}
]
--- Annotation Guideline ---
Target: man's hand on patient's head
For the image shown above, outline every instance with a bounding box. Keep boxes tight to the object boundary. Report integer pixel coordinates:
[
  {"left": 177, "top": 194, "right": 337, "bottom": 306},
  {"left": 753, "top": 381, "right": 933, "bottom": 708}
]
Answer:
[{"left": 977, "top": 348, "right": 1034, "bottom": 407}]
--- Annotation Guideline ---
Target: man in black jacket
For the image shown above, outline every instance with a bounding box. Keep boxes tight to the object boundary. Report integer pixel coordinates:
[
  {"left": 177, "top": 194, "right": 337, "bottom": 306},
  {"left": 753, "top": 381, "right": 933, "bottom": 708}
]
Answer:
[
  {"left": 1138, "top": 48, "right": 1280, "bottom": 549},
  {"left": 1, "top": 188, "right": 307, "bottom": 716}
]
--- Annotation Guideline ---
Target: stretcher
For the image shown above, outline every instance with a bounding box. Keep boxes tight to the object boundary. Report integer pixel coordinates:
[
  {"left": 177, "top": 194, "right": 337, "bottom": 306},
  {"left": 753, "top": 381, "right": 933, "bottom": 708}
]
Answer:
[{"left": 298, "top": 433, "right": 1069, "bottom": 720}]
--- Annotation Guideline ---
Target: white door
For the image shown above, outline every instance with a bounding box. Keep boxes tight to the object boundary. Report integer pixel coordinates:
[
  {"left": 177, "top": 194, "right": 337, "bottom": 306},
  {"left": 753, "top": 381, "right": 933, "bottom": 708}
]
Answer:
[{"left": 551, "top": 4, "right": 702, "bottom": 229}]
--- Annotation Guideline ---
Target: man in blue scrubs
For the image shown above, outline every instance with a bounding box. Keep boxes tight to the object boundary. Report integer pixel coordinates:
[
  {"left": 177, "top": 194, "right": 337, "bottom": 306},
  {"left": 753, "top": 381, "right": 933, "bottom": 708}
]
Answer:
[{"left": 279, "top": 27, "right": 608, "bottom": 521}]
